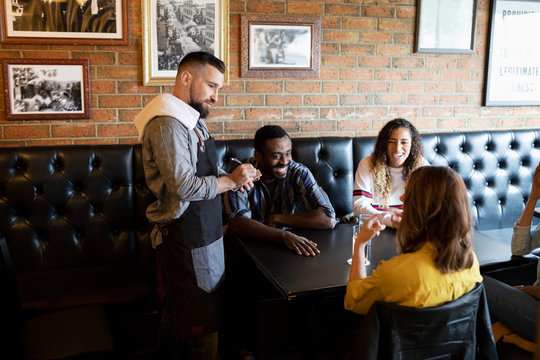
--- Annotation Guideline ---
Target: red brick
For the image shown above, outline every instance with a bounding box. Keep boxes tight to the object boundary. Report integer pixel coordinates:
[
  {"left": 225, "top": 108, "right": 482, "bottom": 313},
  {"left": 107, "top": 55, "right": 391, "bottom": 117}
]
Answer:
[
  {"left": 267, "top": 95, "right": 302, "bottom": 106},
  {"left": 497, "top": 117, "right": 525, "bottom": 128},
  {"left": 119, "top": 52, "right": 141, "bottom": 66},
  {"left": 321, "top": 16, "right": 341, "bottom": 28},
  {"left": 301, "top": 121, "right": 336, "bottom": 132},
  {"left": 325, "top": 4, "right": 360, "bottom": 16},
  {"left": 319, "top": 68, "right": 339, "bottom": 81},
  {"left": 341, "top": 94, "right": 372, "bottom": 105},
  {"left": 392, "top": 82, "right": 423, "bottom": 93},
  {"left": 363, "top": 6, "right": 394, "bottom": 18},
  {"left": 360, "top": 32, "right": 392, "bottom": 43},
  {"left": 287, "top": 2, "right": 324, "bottom": 15},
  {"left": 396, "top": 7, "right": 416, "bottom": 19},
  {"left": 426, "top": 58, "right": 457, "bottom": 69},
  {"left": 92, "top": 80, "right": 116, "bottom": 94},
  {"left": 343, "top": 17, "right": 377, "bottom": 30},
  {"left": 226, "top": 95, "right": 264, "bottom": 106},
  {"left": 389, "top": 107, "right": 420, "bottom": 119},
  {"left": 468, "top": 118, "right": 498, "bottom": 129},
  {"left": 323, "top": 82, "right": 357, "bottom": 93},
  {"left": 408, "top": 95, "right": 438, "bottom": 105},
  {"left": 21, "top": 51, "right": 71, "bottom": 59},
  {"left": 392, "top": 57, "right": 424, "bottom": 68},
  {"left": 119, "top": 81, "right": 161, "bottom": 94},
  {"left": 283, "top": 108, "right": 319, "bottom": 120},
  {"left": 342, "top": 44, "right": 375, "bottom": 55},
  {"left": 245, "top": 108, "right": 282, "bottom": 121},
  {"left": 356, "top": 107, "right": 389, "bottom": 118},
  {"left": 96, "top": 67, "right": 139, "bottom": 79},
  {"left": 73, "top": 52, "right": 116, "bottom": 65},
  {"left": 99, "top": 95, "right": 142, "bottom": 108},
  {"left": 91, "top": 109, "right": 117, "bottom": 122},
  {"left": 246, "top": 81, "right": 283, "bottom": 93},
  {"left": 224, "top": 121, "right": 263, "bottom": 134},
  {"left": 422, "top": 107, "right": 453, "bottom": 117},
  {"left": 5, "top": 125, "right": 49, "bottom": 139},
  {"left": 425, "top": 82, "right": 455, "bottom": 93},
  {"left": 376, "top": 44, "right": 409, "bottom": 56},
  {"left": 359, "top": 57, "right": 391, "bottom": 67},
  {"left": 118, "top": 109, "right": 140, "bottom": 123},
  {"left": 379, "top": 19, "right": 411, "bottom": 32},
  {"left": 375, "top": 69, "right": 407, "bottom": 81},
  {"left": 394, "top": 33, "right": 415, "bottom": 45},
  {"left": 441, "top": 70, "right": 471, "bottom": 81},
  {"left": 98, "top": 124, "right": 138, "bottom": 137},
  {"left": 454, "top": 107, "right": 483, "bottom": 116},
  {"left": 304, "top": 95, "right": 338, "bottom": 106},
  {"left": 409, "top": 70, "right": 440, "bottom": 81},
  {"left": 457, "top": 82, "right": 483, "bottom": 93},
  {"left": 52, "top": 125, "right": 95, "bottom": 137},
  {"left": 513, "top": 107, "right": 540, "bottom": 116},
  {"left": 438, "top": 118, "right": 467, "bottom": 129},
  {"left": 338, "top": 119, "right": 372, "bottom": 131},
  {"left": 207, "top": 108, "right": 243, "bottom": 121},
  {"left": 221, "top": 81, "right": 244, "bottom": 94},
  {"left": 440, "top": 95, "right": 469, "bottom": 105},
  {"left": 525, "top": 117, "right": 540, "bottom": 127},
  {"left": 322, "top": 56, "right": 357, "bottom": 68},
  {"left": 359, "top": 81, "right": 390, "bottom": 93},
  {"left": 375, "top": 94, "right": 406, "bottom": 105},
  {"left": 247, "top": 1, "right": 285, "bottom": 13},
  {"left": 323, "top": 30, "right": 359, "bottom": 43},
  {"left": 340, "top": 69, "right": 373, "bottom": 81},
  {"left": 27, "top": 139, "right": 72, "bottom": 146},
  {"left": 285, "top": 82, "right": 321, "bottom": 93},
  {"left": 321, "top": 107, "right": 355, "bottom": 119}
]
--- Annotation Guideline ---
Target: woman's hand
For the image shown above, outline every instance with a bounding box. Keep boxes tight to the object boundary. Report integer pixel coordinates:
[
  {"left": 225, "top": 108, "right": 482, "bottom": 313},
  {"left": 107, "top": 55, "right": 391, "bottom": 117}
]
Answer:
[{"left": 357, "top": 214, "right": 386, "bottom": 245}]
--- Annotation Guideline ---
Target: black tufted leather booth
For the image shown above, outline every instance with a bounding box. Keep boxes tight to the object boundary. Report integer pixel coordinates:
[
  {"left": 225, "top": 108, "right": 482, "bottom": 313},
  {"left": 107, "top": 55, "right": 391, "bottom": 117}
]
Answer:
[{"left": 0, "top": 129, "right": 538, "bottom": 313}]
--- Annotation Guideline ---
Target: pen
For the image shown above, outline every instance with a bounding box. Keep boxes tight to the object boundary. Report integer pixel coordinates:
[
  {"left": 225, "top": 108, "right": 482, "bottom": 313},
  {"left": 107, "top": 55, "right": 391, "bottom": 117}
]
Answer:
[{"left": 230, "top": 157, "right": 243, "bottom": 165}]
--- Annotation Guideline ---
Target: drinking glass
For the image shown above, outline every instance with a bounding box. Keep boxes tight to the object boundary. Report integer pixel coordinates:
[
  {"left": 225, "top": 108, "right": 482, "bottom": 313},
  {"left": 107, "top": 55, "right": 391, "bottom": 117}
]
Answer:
[{"left": 347, "top": 221, "right": 370, "bottom": 266}]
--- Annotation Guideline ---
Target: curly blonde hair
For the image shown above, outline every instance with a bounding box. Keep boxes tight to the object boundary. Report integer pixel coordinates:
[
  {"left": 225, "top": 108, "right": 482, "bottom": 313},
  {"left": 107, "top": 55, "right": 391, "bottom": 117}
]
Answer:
[{"left": 371, "top": 118, "right": 424, "bottom": 207}]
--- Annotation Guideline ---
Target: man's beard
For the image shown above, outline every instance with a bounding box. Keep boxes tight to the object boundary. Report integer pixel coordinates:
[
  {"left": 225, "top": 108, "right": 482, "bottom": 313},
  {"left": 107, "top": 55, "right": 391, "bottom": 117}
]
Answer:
[
  {"left": 189, "top": 100, "right": 210, "bottom": 119},
  {"left": 189, "top": 86, "right": 211, "bottom": 118}
]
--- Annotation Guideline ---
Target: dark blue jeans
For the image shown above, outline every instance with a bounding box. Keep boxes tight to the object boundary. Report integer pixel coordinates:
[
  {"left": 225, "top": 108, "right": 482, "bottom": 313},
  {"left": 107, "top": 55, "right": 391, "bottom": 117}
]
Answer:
[{"left": 483, "top": 275, "right": 538, "bottom": 342}]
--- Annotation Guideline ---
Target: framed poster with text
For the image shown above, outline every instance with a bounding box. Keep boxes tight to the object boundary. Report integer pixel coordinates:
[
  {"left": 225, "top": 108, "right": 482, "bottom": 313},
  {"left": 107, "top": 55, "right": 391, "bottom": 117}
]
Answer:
[{"left": 484, "top": 0, "right": 540, "bottom": 106}]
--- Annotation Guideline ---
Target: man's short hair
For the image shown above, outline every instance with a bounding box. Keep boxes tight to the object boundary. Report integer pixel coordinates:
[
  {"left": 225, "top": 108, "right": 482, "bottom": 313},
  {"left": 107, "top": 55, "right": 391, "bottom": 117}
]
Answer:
[
  {"left": 254, "top": 125, "right": 290, "bottom": 153},
  {"left": 177, "top": 51, "right": 226, "bottom": 74}
]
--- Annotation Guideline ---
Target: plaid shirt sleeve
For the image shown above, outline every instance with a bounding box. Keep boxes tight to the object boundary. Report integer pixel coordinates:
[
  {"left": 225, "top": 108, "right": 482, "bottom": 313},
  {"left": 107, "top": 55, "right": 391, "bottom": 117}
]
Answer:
[{"left": 292, "top": 162, "right": 336, "bottom": 220}]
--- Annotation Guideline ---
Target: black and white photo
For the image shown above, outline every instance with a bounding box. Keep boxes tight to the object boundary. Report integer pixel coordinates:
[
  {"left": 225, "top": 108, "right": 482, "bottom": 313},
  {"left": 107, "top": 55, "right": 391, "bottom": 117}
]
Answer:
[
  {"left": 0, "top": 0, "right": 127, "bottom": 44},
  {"left": 3, "top": 59, "right": 90, "bottom": 120},
  {"left": 241, "top": 14, "right": 321, "bottom": 78},
  {"left": 143, "top": 0, "right": 228, "bottom": 85}
]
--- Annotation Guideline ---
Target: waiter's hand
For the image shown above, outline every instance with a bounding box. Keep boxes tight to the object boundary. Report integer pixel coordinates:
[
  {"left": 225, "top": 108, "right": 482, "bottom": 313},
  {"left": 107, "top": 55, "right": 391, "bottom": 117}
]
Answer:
[
  {"left": 282, "top": 231, "right": 320, "bottom": 256},
  {"left": 230, "top": 164, "right": 258, "bottom": 191}
]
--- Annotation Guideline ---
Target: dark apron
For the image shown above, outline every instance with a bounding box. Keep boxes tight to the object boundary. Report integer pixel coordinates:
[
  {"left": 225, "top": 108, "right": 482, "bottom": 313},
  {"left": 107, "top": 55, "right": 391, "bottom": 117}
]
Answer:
[{"left": 157, "top": 135, "right": 224, "bottom": 339}]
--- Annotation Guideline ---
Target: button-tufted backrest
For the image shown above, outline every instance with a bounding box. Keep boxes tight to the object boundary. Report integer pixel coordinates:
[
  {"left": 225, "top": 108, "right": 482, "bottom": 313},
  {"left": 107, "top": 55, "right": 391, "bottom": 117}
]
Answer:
[
  {"left": 0, "top": 146, "right": 150, "bottom": 274},
  {"left": 423, "top": 130, "right": 540, "bottom": 230}
]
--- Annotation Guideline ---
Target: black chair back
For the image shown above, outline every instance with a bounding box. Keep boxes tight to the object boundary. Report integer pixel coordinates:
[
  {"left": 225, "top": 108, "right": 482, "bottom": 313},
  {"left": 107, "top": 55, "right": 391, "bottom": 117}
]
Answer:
[{"left": 352, "top": 282, "right": 497, "bottom": 360}]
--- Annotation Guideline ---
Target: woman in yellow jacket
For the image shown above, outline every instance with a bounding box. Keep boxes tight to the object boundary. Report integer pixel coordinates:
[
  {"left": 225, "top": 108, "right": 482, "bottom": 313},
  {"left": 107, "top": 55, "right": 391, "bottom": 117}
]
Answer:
[{"left": 345, "top": 166, "right": 483, "bottom": 315}]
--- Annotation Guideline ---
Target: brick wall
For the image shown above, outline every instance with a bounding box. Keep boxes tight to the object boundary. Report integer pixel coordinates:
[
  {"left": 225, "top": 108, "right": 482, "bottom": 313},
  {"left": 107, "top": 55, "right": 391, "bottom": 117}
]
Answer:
[{"left": 0, "top": 0, "right": 538, "bottom": 146}]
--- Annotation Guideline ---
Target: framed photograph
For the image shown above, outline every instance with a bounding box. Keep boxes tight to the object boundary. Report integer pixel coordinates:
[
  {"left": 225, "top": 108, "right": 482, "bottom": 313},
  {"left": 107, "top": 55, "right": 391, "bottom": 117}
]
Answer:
[
  {"left": 415, "top": 0, "right": 478, "bottom": 53},
  {"left": 0, "top": 0, "right": 128, "bottom": 45},
  {"left": 484, "top": 0, "right": 540, "bottom": 106},
  {"left": 143, "top": 0, "right": 229, "bottom": 86},
  {"left": 2, "top": 59, "right": 90, "bottom": 120},
  {"left": 241, "top": 14, "right": 321, "bottom": 78}
]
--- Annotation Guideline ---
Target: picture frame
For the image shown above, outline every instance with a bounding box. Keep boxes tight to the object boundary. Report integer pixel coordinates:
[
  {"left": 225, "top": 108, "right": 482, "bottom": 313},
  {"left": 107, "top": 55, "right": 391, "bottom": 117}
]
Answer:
[
  {"left": 484, "top": 0, "right": 540, "bottom": 106},
  {"left": 142, "top": 0, "right": 229, "bottom": 86},
  {"left": 415, "top": 0, "right": 478, "bottom": 54},
  {"left": 0, "top": 0, "right": 128, "bottom": 45},
  {"left": 241, "top": 14, "right": 321, "bottom": 78},
  {"left": 2, "top": 59, "right": 90, "bottom": 120}
]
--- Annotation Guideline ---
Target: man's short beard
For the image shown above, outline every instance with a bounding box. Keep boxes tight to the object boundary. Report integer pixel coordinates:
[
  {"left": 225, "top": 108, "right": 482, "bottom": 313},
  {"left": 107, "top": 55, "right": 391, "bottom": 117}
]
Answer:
[
  {"left": 189, "top": 85, "right": 210, "bottom": 118},
  {"left": 189, "top": 100, "right": 209, "bottom": 119}
]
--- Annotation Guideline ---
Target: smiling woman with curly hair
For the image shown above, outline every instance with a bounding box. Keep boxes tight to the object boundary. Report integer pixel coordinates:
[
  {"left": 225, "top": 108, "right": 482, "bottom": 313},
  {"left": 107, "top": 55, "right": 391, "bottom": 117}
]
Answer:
[{"left": 352, "top": 118, "right": 428, "bottom": 226}]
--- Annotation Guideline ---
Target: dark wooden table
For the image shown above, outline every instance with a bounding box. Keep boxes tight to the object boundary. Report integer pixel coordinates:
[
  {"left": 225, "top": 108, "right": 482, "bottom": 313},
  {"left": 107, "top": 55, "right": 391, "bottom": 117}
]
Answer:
[{"left": 235, "top": 223, "right": 514, "bottom": 300}]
